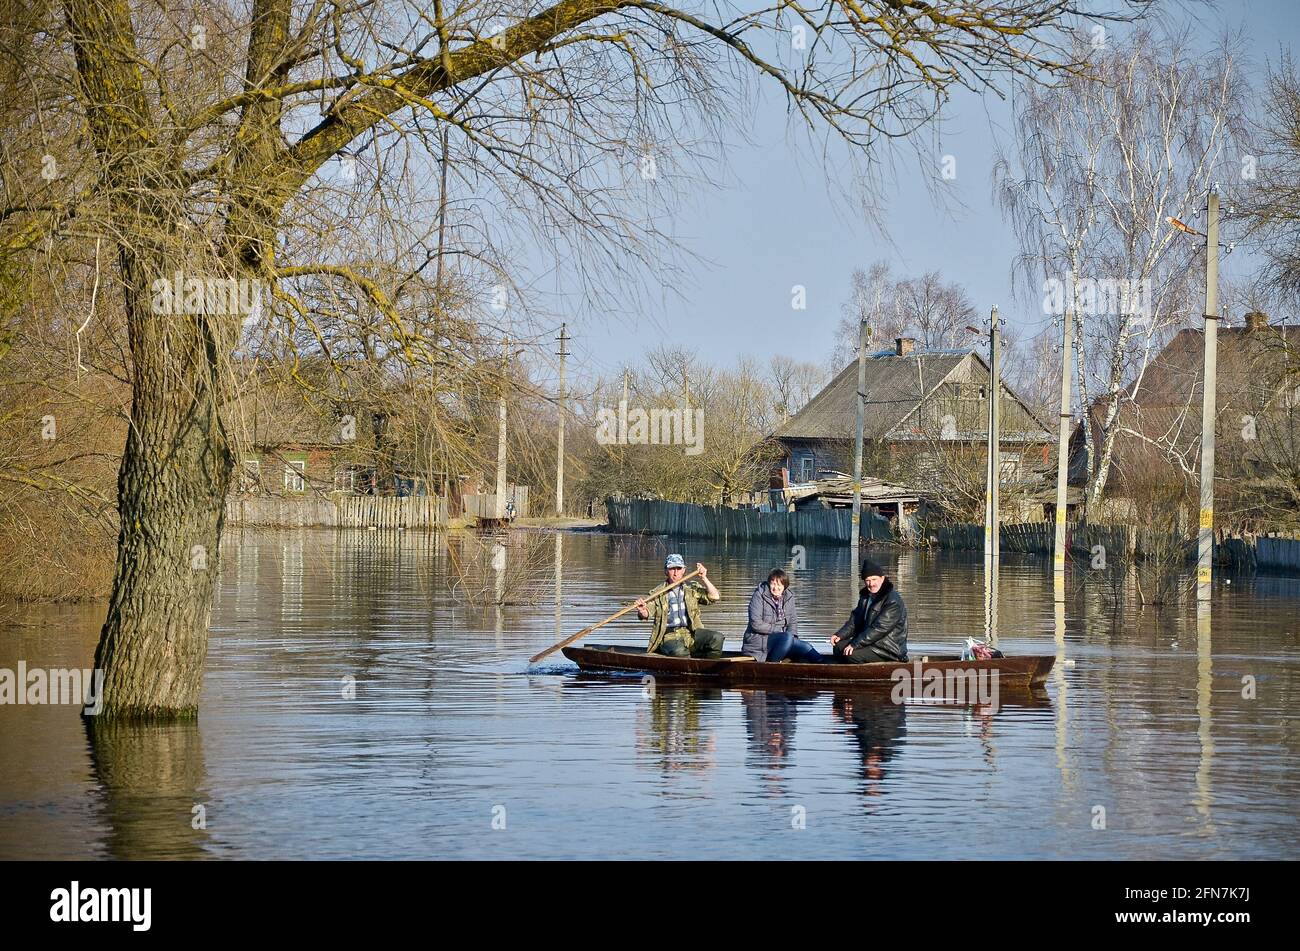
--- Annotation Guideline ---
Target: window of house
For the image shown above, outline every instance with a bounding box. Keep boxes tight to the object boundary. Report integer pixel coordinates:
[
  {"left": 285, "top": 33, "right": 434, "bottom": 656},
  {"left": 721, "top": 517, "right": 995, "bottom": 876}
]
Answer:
[
  {"left": 799, "top": 455, "right": 814, "bottom": 482},
  {"left": 284, "top": 460, "right": 306, "bottom": 493},
  {"left": 334, "top": 465, "right": 357, "bottom": 492},
  {"left": 999, "top": 451, "right": 1021, "bottom": 484}
]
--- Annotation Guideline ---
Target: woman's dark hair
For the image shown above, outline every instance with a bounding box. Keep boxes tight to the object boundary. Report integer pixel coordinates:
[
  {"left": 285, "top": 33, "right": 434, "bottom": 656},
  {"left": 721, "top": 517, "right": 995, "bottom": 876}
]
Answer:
[{"left": 767, "top": 568, "right": 790, "bottom": 586}]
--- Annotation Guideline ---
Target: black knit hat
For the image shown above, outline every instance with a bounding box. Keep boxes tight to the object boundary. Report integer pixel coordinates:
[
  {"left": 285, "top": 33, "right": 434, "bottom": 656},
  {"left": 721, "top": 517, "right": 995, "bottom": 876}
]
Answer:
[{"left": 860, "top": 558, "right": 888, "bottom": 579}]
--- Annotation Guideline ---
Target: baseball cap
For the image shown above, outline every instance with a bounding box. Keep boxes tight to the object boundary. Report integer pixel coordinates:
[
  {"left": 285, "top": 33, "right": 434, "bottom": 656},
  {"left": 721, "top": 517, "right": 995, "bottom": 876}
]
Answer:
[{"left": 665, "top": 554, "right": 686, "bottom": 569}]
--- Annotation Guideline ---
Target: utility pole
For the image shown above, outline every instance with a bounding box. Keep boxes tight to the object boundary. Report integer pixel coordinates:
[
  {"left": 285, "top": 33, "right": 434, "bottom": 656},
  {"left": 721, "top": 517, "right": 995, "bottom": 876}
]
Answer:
[
  {"left": 1197, "top": 185, "right": 1220, "bottom": 603},
  {"left": 991, "top": 310, "right": 1001, "bottom": 645},
  {"left": 984, "top": 308, "right": 1002, "bottom": 644},
  {"left": 496, "top": 337, "right": 509, "bottom": 519},
  {"left": 435, "top": 127, "right": 449, "bottom": 291},
  {"left": 1053, "top": 306, "right": 1075, "bottom": 604},
  {"left": 620, "top": 367, "right": 629, "bottom": 484},
  {"left": 850, "top": 318, "right": 869, "bottom": 560},
  {"left": 556, "top": 324, "right": 568, "bottom": 517}
]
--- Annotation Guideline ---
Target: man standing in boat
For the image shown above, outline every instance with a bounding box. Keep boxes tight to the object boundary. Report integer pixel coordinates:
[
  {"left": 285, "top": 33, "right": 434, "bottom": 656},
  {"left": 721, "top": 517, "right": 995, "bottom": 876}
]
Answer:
[
  {"left": 634, "top": 554, "right": 726, "bottom": 658},
  {"left": 830, "top": 559, "right": 909, "bottom": 663}
]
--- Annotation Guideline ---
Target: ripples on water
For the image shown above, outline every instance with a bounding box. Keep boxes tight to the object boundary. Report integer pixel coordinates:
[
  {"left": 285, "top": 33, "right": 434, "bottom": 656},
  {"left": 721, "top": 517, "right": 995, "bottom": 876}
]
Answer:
[{"left": 1, "top": 528, "right": 1297, "bottom": 859}]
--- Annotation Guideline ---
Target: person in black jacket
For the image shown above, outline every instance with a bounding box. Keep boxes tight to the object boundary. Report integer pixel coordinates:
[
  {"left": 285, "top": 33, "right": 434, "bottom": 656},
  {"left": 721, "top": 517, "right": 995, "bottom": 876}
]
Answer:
[{"left": 830, "top": 559, "right": 908, "bottom": 663}]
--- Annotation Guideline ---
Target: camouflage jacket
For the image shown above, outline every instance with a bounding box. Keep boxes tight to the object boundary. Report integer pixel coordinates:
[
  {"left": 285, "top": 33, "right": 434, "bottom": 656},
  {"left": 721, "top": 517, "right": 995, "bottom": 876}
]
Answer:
[{"left": 645, "top": 579, "right": 718, "bottom": 654}]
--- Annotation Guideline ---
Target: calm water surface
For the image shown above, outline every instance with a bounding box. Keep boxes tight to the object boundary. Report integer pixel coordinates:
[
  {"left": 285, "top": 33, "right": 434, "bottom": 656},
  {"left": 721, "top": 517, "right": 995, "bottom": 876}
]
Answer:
[{"left": 2, "top": 528, "right": 1298, "bottom": 859}]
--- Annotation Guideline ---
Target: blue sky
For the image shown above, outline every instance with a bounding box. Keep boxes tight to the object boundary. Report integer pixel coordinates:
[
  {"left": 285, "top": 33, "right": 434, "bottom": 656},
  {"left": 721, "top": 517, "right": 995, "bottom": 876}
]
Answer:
[{"left": 558, "top": 0, "right": 1300, "bottom": 386}]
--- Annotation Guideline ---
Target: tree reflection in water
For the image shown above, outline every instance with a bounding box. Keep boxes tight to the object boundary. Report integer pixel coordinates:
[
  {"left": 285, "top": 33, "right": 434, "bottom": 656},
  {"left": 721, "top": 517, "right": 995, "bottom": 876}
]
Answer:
[{"left": 84, "top": 717, "right": 212, "bottom": 859}]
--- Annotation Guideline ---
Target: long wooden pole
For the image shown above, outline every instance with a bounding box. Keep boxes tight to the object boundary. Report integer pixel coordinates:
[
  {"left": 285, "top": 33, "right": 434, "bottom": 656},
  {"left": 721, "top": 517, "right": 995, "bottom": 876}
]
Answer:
[
  {"left": 850, "top": 318, "right": 868, "bottom": 561},
  {"left": 984, "top": 319, "right": 993, "bottom": 639},
  {"left": 556, "top": 324, "right": 567, "bottom": 516},
  {"left": 496, "top": 337, "right": 509, "bottom": 519},
  {"left": 529, "top": 569, "right": 701, "bottom": 664}
]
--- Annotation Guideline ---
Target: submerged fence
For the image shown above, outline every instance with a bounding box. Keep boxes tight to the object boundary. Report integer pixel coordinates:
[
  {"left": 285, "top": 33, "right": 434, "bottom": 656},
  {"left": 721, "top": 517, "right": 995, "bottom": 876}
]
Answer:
[
  {"left": 937, "top": 521, "right": 1138, "bottom": 558},
  {"left": 605, "top": 498, "right": 892, "bottom": 545},
  {"left": 934, "top": 520, "right": 1300, "bottom": 575},
  {"left": 1218, "top": 533, "right": 1300, "bottom": 574},
  {"left": 225, "top": 495, "right": 447, "bottom": 529}
]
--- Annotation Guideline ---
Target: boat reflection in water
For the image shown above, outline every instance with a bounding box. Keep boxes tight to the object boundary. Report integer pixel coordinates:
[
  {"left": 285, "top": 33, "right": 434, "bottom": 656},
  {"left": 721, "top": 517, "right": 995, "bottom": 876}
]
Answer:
[
  {"left": 736, "top": 680, "right": 1052, "bottom": 798},
  {"left": 611, "top": 663, "right": 1057, "bottom": 802}
]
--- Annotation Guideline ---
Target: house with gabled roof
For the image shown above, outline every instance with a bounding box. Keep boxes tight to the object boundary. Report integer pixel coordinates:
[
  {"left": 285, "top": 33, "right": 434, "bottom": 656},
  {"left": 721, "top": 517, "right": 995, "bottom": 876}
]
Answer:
[
  {"left": 229, "top": 366, "right": 433, "bottom": 498},
  {"left": 773, "top": 337, "right": 1052, "bottom": 514}
]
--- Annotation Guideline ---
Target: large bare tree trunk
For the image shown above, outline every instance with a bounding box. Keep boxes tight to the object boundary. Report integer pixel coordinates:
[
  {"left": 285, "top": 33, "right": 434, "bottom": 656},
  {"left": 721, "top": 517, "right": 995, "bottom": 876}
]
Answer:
[
  {"left": 65, "top": 0, "right": 234, "bottom": 717},
  {"left": 91, "top": 248, "right": 235, "bottom": 717}
]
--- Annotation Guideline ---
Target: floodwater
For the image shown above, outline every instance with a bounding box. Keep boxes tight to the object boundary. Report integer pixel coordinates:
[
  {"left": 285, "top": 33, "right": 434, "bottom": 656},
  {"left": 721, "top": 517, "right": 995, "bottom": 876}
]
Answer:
[{"left": 1, "top": 528, "right": 1297, "bottom": 860}]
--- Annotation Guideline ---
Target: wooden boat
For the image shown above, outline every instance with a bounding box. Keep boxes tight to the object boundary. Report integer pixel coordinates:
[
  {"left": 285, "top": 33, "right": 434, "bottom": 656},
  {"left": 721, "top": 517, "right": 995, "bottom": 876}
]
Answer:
[
  {"left": 562, "top": 643, "right": 1055, "bottom": 689},
  {"left": 565, "top": 671, "right": 1054, "bottom": 710}
]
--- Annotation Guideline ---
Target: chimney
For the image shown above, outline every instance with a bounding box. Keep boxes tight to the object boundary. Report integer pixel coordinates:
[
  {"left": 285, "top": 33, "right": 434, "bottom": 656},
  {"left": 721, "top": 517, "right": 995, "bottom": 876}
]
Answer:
[
  {"left": 895, "top": 337, "right": 915, "bottom": 356},
  {"left": 1245, "top": 311, "right": 1269, "bottom": 332}
]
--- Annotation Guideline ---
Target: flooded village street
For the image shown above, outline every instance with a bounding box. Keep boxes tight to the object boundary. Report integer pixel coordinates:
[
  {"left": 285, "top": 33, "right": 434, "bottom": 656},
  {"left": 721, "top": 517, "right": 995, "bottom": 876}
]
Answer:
[
  {"left": 3, "top": 528, "right": 1297, "bottom": 861},
  {"left": 9, "top": 0, "right": 1300, "bottom": 932}
]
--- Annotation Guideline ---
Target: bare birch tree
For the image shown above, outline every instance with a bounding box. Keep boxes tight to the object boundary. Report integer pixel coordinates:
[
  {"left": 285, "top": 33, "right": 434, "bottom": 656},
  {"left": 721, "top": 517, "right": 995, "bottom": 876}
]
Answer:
[
  {"left": 769, "top": 354, "right": 828, "bottom": 421},
  {"left": 995, "top": 26, "right": 1249, "bottom": 515}
]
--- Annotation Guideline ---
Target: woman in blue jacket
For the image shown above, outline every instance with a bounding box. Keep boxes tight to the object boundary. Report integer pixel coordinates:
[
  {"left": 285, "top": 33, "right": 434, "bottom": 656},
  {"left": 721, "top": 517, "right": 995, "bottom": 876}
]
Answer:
[{"left": 742, "top": 569, "right": 823, "bottom": 663}]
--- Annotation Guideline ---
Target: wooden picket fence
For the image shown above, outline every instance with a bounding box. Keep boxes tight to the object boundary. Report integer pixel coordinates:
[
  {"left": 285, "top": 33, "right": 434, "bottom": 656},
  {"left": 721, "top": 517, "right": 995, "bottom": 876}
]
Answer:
[
  {"left": 337, "top": 496, "right": 446, "bottom": 529},
  {"left": 605, "top": 498, "right": 892, "bottom": 545},
  {"left": 225, "top": 497, "right": 338, "bottom": 528},
  {"left": 1218, "top": 533, "right": 1300, "bottom": 574},
  {"left": 936, "top": 521, "right": 1139, "bottom": 558},
  {"left": 225, "top": 495, "right": 447, "bottom": 529},
  {"left": 935, "top": 520, "right": 1300, "bottom": 575}
]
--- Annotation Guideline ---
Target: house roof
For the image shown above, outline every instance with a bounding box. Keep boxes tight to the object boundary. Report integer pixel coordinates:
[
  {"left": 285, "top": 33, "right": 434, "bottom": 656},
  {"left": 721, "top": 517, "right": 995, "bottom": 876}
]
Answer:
[
  {"left": 775, "top": 349, "right": 971, "bottom": 440},
  {"left": 1071, "top": 321, "right": 1297, "bottom": 481},
  {"left": 774, "top": 347, "right": 1051, "bottom": 442},
  {"left": 1078, "top": 324, "right": 1296, "bottom": 440},
  {"left": 1125, "top": 325, "right": 1294, "bottom": 410}
]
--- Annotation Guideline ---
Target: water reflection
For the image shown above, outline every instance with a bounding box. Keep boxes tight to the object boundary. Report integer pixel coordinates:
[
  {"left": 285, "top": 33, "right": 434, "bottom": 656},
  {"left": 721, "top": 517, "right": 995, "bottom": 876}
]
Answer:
[
  {"left": 832, "top": 692, "right": 908, "bottom": 797},
  {"left": 740, "top": 689, "right": 804, "bottom": 763},
  {"left": 554, "top": 532, "right": 564, "bottom": 644},
  {"left": 1, "top": 530, "right": 1297, "bottom": 860},
  {"left": 1054, "top": 599, "right": 1076, "bottom": 795},
  {"left": 636, "top": 684, "right": 721, "bottom": 773},
  {"left": 83, "top": 717, "right": 211, "bottom": 859},
  {"left": 740, "top": 689, "right": 806, "bottom": 797},
  {"left": 1195, "top": 602, "right": 1215, "bottom": 829}
]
